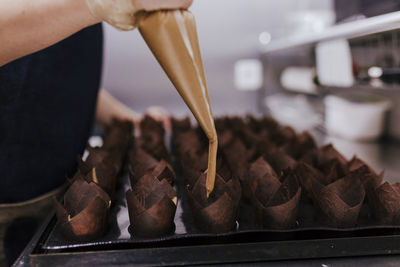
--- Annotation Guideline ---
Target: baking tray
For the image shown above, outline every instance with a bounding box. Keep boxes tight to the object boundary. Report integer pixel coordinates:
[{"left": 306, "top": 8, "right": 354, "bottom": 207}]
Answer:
[
  {"left": 18, "top": 127, "right": 400, "bottom": 266},
  {"left": 24, "top": 165, "right": 400, "bottom": 266},
  {"left": 37, "top": 160, "right": 400, "bottom": 254}
]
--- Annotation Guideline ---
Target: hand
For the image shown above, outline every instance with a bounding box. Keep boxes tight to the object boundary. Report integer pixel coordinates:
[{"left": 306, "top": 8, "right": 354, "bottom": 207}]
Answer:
[
  {"left": 145, "top": 106, "right": 171, "bottom": 132},
  {"left": 96, "top": 89, "right": 141, "bottom": 129},
  {"left": 86, "top": 0, "right": 193, "bottom": 30},
  {"left": 96, "top": 90, "right": 172, "bottom": 132},
  {"left": 134, "top": 0, "right": 193, "bottom": 11}
]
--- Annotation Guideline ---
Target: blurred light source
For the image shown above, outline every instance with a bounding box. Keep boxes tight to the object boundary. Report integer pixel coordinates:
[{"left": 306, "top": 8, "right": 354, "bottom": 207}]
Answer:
[
  {"left": 259, "top": 31, "right": 272, "bottom": 45},
  {"left": 368, "top": 66, "right": 383, "bottom": 78},
  {"left": 234, "top": 59, "right": 263, "bottom": 91}
]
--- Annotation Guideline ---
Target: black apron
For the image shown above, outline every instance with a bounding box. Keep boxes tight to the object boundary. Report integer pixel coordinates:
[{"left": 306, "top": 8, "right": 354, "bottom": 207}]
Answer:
[{"left": 0, "top": 24, "right": 103, "bottom": 203}]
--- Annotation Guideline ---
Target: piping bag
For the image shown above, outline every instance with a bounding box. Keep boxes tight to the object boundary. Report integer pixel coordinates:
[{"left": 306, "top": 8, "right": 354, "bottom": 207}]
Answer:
[{"left": 138, "top": 10, "right": 218, "bottom": 197}]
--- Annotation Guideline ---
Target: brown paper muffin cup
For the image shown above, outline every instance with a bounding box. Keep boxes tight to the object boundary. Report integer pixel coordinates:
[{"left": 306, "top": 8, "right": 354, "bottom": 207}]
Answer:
[
  {"left": 53, "top": 178, "right": 111, "bottom": 242},
  {"left": 368, "top": 182, "right": 400, "bottom": 225},
  {"left": 187, "top": 172, "right": 241, "bottom": 234},
  {"left": 312, "top": 174, "right": 365, "bottom": 228},
  {"left": 250, "top": 170, "right": 301, "bottom": 229},
  {"left": 126, "top": 174, "right": 177, "bottom": 238}
]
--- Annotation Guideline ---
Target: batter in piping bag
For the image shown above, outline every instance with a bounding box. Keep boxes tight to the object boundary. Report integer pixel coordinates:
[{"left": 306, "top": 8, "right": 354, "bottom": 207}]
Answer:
[{"left": 138, "top": 10, "right": 218, "bottom": 197}]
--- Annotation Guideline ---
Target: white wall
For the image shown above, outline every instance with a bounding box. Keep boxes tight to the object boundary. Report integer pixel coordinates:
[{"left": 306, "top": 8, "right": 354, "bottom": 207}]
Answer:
[{"left": 101, "top": 0, "right": 333, "bottom": 116}]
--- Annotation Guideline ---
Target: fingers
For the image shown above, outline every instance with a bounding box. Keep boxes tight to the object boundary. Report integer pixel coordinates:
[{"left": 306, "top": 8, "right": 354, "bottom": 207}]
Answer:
[
  {"left": 145, "top": 106, "right": 172, "bottom": 132},
  {"left": 134, "top": 0, "right": 193, "bottom": 12},
  {"left": 181, "top": 0, "right": 193, "bottom": 9}
]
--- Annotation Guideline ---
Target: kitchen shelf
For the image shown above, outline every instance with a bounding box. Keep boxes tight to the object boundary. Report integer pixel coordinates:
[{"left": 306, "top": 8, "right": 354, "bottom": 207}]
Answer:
[{"left": 261, "top": 11, "right": 400, "bottom": 53}]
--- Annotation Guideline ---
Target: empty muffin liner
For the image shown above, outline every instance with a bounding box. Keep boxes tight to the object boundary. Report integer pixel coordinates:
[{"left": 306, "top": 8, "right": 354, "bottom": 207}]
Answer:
[
  {"left": 53, "top": 178, "right": 111, "bottom": 242},
  {"left": 126, "top": 174, "right": 177, "bottom": 238}
]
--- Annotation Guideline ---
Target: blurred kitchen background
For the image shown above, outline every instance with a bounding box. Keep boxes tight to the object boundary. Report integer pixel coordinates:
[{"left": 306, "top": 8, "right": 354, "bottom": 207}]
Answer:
[
  {"left": 101, "top": 0, "right": 400, "bottom": 180},
  {"left": 100, "top": 0, "right": 400, "bottom": 179},
  {"left": 102, "top": 0, "right": 333, "bottom": 114}
]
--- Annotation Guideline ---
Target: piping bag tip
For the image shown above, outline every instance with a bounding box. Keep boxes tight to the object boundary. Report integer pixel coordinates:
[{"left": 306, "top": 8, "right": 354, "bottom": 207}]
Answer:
[{"left": 205, "top": 169, "right": 215, "bottom": 198}]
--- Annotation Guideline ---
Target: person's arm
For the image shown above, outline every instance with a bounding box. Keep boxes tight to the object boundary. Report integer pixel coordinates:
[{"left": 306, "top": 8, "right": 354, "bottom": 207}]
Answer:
[
  {"left": 0, "top": 0, "right": 193, "bottom": 67},
  {"left": 0, "top": 0, "right": 99, "bottom": 67},
  {"left": 95, "top": 89, "right": 142, "bottom": 127},
  {"left": 96, "top": 89, "right": 171, "bottom": 130}
]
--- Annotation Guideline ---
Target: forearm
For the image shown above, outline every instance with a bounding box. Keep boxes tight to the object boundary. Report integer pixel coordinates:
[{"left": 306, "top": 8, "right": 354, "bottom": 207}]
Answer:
[
  {"left": 95, "top": 89, "right": 142, "bottom": 128},
  {"left": 0, "top": 0, "right": 100, "bottom": 66}
]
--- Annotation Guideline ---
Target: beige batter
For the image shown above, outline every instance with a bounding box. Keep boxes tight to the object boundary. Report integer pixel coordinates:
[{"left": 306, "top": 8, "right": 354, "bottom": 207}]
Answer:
[{"left": 138, "top": 10, "right": 217, "bottom": 197}]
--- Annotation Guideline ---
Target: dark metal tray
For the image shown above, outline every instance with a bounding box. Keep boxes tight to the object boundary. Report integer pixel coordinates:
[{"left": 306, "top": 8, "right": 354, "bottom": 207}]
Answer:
[
  {"left": 24, "top": 162, "right": 400, "bottom": 265},
  {"left": 12, "top": 130, "right": 400, "bottom": 266}
]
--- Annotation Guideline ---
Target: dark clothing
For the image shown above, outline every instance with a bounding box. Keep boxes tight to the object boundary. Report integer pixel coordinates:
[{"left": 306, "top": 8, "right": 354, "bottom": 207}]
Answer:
[{"left": 0, "top": 24, "right": 103, "bottom": 203}]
